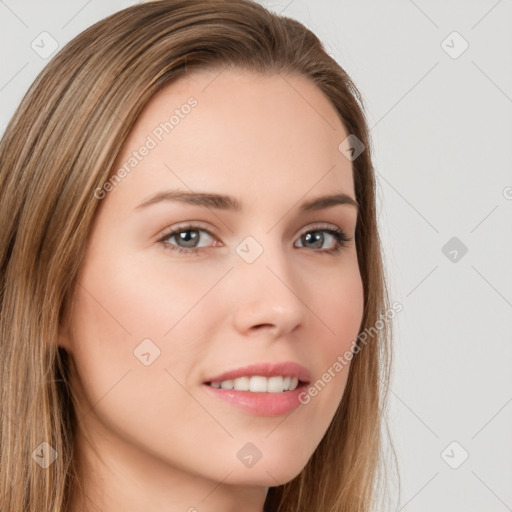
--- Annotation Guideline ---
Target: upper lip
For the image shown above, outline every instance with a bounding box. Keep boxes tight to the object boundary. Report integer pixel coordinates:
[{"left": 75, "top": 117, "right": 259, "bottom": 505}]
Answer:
[{"left": 204, "top": 361, "right": 311, "bottom": 384}]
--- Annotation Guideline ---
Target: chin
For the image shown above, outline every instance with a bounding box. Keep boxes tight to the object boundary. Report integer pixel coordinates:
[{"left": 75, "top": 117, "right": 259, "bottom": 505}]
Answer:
[{"left": 226, "top": 458, "right": 307, "bottom": 487}]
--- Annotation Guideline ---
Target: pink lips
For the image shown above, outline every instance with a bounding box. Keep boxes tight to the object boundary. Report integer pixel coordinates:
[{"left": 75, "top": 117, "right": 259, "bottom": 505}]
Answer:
[
  {"left": 202, "top": 361, "right": 312, "bottom": 417},
  {"left": 203, "top": 361, "right": 311, "bottom": 384}
]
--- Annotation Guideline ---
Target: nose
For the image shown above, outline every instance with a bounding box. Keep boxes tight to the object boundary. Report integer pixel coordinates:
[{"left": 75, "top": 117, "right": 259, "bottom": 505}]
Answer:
[{"left": 231, "top": 244, "right": 309, "bottom": 338}]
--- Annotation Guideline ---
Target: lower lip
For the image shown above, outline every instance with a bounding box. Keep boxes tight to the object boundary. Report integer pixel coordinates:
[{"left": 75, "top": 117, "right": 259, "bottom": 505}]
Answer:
[{"left": 202, "top": 383, "right": 308, "bottom": 416}]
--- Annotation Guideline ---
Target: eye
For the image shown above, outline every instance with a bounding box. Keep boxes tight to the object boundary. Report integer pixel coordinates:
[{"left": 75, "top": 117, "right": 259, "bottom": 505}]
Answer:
[
  {"left": 158, "top": 223, "right": 218, "bottom": 255},
  {"left": 294, "top": 226, "right": 352, "bottom": 255},
  {"left": 157, "top": 223, "right": 352, "bottom": 256}
]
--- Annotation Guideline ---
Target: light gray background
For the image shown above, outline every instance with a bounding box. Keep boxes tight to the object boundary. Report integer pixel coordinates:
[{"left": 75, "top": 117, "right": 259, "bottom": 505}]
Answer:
[{"left": 1, "top": 1, "right": 511, "bottom": 510}]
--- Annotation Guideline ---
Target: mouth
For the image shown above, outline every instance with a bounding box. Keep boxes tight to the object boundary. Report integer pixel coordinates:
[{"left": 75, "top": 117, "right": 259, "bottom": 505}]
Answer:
[
  {"left": 204, "top": 375, "right": 309, "bottom": 393},
  {"left": 202, "top": 361, "right": 311, "bottom": 416}
]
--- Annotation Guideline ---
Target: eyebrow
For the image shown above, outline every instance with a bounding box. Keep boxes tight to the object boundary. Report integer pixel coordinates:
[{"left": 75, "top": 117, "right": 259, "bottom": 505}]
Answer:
[{"left": 136, "top": 190, "right": 359, "bottom": 213}]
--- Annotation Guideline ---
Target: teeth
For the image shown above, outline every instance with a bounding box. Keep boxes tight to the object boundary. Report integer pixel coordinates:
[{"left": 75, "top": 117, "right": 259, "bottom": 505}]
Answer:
[
  {"left": 220, "top": 380, "right": 234, "bottom": 390},
  {"left": 210, "top": 375, "right": 300, "bottom": 392},
  {"left": 249, "top": 376, "right": 267, "bottom": 392},
  {"left": 267, "top": 376, "right": 284, "bottom": 393},
  {"left": 233, "top": 376, "right": 250, "bottom": 391}
]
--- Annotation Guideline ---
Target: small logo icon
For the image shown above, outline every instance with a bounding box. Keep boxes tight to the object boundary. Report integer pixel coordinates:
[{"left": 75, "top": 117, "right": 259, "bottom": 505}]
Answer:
[
  {"left": 338, "top": 134, "right": 365, "bottom": 161},
  {"left": 236, "top": 442, "right": 263, "bottom": 468},
  {"left": 236, "top": 236, "right": 263, "bottom": 264},
  {"left": 31, "top": 32, "right": 59, "bottom": 59},
  {"left": 442, "top": 236, "right": 468, "bottom": 263},
  {"left": 133, "top": 338, "right": 161, "bottom": 366},
  {"left": 441, "top": 31, "right": 469, "bottom": 59},
  {"left": 31, "top": 442, "right": 58, "bottom": 468},
  {"left": 441, "top": 441, "right": 469, "bottom": 469}
]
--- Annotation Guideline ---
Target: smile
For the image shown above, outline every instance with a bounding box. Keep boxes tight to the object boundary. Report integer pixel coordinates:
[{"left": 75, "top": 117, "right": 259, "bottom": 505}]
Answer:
[{"left": 208, "top": 375, "right": 300, "bottom": 392}]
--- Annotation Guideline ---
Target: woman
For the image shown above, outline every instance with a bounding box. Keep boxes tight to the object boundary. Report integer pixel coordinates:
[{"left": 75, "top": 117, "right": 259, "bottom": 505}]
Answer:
[{"left": 0, "top": 1, "right": 395, "bottom": 510}]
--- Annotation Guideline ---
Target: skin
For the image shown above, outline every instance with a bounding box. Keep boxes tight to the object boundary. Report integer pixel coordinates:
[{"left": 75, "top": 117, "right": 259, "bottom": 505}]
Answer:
[{"left": 60, "top": 68, "right": 364, "bottom": 512}]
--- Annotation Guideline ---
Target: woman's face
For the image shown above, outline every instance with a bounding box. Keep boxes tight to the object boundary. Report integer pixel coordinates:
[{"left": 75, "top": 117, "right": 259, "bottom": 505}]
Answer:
[{"left": 61, "top": 69, "right": 364, "bottom": 492}]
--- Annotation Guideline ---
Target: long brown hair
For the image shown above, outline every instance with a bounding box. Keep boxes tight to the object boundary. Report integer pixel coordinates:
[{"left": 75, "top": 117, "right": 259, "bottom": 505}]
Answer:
[{"left": 0, "top": 1, "right": 396, "bottom": 510}]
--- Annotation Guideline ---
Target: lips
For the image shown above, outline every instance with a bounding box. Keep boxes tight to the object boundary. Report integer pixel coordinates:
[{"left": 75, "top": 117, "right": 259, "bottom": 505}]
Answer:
[{"left": 203, "top": 361, "right": 311, "bottom": 385}]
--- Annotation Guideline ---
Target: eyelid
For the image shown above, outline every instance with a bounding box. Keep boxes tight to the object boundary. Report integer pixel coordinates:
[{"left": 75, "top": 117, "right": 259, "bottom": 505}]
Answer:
[
  {"left": 157, "top": 221, "right": 221, "bottom": 242},
  {"left": 296, "top": 222, "right": 347, "bottom": 237}
]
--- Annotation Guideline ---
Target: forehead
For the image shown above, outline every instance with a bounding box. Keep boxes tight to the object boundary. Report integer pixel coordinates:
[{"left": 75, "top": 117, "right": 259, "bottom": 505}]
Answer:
[{"left": 109, "top": 68, "right": 355, "bottom": 213}]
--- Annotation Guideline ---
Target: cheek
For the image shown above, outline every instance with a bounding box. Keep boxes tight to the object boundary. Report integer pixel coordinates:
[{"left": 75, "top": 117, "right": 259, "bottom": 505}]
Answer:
[
  {"left": 71, "top": 245, "right": 219, "bottom": 347},
  {"left": 309, "top": 255, "right": 364, "bottom": 355},
  {"left": 66, "top": 248, "right": 224, "bottom": 414},
  {"left": 299, "top": 256, "right": 364, "bottom": 403},
  {"left": 66, "top": 259, "right": 232, "bottom": 468}
]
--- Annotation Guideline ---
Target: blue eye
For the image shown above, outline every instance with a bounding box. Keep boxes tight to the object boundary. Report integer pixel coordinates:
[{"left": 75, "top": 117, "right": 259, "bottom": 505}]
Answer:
[
  {"left": 158, "top": 224, "right": 352, "bottom": 256},
  {"left": 158, "top": 224, "right": 216, "bottom": 255},
  {"left": 295, "top": 228, "right": 351, "bottom": 254}
]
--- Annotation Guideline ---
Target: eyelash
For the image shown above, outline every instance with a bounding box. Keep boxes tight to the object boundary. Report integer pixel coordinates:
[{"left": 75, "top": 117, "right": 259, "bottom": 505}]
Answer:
[{"left": 157, "top": 223, "right": 352, "bottom": 256}]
